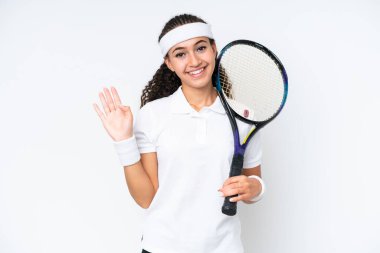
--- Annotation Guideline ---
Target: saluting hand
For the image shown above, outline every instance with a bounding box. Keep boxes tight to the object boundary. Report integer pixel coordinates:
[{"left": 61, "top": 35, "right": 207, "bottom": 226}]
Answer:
[
  {"left": 93, "top": 86, "right": 134, "bottom": 142},
  {"left": 218, "top": 175, "right": 262, "bottom": 203}
]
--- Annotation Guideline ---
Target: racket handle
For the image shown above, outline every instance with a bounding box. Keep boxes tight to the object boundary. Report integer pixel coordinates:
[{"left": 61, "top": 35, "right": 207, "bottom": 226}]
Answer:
[{"left": 222, "top": 154, "right": 244, "bottom": 216}]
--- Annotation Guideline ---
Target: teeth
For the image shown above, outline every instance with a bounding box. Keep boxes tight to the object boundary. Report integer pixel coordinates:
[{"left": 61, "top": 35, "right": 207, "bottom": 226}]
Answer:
[{"left": 189, "top": 68, "right": 204, "bottom": 75}]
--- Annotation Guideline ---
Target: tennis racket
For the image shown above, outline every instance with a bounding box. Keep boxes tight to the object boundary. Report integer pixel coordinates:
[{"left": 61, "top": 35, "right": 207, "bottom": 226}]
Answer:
[{"left": 215, "top": 40, "right": 288, "bottom": 216}]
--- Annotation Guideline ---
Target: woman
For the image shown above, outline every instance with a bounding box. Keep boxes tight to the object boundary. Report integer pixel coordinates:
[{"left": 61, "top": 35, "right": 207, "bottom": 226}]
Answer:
[{"left": 93, "top": 13, "right": 265, "bottom": 253}]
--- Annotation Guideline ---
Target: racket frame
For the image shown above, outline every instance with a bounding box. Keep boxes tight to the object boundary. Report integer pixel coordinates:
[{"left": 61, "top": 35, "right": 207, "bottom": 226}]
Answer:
[{"left": 215, "top": 40, "right": 288, "bottom": 216}]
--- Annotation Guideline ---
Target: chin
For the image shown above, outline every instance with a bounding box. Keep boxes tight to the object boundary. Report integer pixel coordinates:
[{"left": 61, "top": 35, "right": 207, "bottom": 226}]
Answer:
[{"left": 184, "top": 79, "right": 213, "bottom": 89}]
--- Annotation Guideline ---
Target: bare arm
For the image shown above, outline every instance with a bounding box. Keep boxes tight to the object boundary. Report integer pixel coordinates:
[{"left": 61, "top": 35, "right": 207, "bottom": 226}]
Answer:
[
  {"left": 241, "top": 165, "right": 261, "bottom": 177},
  {"left": 93, "top": 86, "right": 159, "bottom": 209},
  {"left": 123, "top": 152, "right": 158, "bottom": 209}
]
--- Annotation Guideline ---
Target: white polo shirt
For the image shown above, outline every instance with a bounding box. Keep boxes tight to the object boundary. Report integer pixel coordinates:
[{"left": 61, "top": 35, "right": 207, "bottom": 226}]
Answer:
[{"left": 134, "top": 86, "right": 262, "bottom": 253}]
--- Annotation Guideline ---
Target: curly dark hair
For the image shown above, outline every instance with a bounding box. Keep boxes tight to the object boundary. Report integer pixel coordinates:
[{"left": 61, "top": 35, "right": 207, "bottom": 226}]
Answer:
[{"left": 140, "top": 14, "right": 216, "bottom": 108}]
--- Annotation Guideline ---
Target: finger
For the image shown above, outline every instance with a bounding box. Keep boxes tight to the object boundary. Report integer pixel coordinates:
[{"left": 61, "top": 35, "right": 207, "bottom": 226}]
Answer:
[
  {"left": 111, "top": 86, "right": 123, "bottom": 107},
  {"left": 222, "top": 175, "right": 243, "bottom": 187},
  {"left": 228, "top": 182, "right": 243, "bottom": 190},
  {"left": 119, "top": 104, "right": 132, "bottom": 113},
  {"left": 103, "top": 87, "right": 116, "bottom": 111},
  {"left": 229, "top": 193, "right": 251, "bottom": 202},
  {"left": 93, "top": 103, "right": 106, "bottom": 122},
  {"left": 221, "top": 186, "right": 242, "bottom": 197},
  {"left": 99, "top": 92, "right": 111, "bottom": 116}
]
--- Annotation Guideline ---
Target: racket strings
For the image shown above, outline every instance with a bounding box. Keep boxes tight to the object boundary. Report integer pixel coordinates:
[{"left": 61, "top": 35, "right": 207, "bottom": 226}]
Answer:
[{"left": 219, "top": 44, "right": 285, "bottom": 122}]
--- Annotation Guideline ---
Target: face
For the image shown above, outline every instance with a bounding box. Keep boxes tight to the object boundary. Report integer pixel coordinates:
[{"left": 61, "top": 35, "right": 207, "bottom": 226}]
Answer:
[{"left": 164, "top": 36, "right": 217, "bottom": 89}]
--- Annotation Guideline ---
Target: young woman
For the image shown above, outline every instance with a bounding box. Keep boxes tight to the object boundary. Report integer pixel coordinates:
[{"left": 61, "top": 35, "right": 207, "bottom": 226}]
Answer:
[{"left": 93, "top": 13, "right": 265, "bottom": 253}]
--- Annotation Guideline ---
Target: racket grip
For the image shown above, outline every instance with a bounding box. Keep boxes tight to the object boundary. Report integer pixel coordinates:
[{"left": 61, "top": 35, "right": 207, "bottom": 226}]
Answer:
[{"left": 222, "top": 154, "right": 244, "bottom": 216}]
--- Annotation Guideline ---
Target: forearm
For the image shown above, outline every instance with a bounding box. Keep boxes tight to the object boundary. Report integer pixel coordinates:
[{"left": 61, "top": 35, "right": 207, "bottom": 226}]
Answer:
[
  {"left": 113, "top": 136, "right": 156, "bottom": 208},
  {"left": 123, "top": 161, "right": 155, "bottom": 209}
]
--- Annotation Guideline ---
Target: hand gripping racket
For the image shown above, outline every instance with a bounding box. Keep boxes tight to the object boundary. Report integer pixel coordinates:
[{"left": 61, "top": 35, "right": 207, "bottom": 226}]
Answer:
[{"left": 215, "top": 40, "right": 288, "bottom": 216}]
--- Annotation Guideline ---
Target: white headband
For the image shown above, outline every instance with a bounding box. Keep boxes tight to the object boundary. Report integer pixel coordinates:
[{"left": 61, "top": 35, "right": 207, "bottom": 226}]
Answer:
[{"left": 159, "top": 22, "right": 214, "bottom": 57}]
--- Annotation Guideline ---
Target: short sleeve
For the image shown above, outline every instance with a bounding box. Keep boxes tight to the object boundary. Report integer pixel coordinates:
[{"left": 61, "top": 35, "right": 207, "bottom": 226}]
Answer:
[
  {"left": 134, "top": 104, "right": 157, "bottom": 153},
  {"left": 243, "top": 131, "right": 262, "bottom": 168}
]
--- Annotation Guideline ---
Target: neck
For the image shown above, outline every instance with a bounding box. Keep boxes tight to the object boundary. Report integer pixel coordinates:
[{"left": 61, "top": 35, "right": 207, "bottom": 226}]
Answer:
[{"left": 181, "top": 83, "right": 217, "bottom": 111}]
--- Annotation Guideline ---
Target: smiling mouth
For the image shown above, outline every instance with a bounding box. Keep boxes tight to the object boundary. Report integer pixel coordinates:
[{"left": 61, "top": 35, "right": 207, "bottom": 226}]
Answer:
[{"left": 188, "top": 67, "right": 205, "bottom": 77}]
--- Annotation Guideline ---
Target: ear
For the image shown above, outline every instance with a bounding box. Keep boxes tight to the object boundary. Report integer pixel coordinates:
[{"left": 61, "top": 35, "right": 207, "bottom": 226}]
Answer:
[
  {"left": 164, "top": 57, "right": 174, "bottom": 72},
  {"left": 211, "top": 43, "right": 218, "bottom": 58}
]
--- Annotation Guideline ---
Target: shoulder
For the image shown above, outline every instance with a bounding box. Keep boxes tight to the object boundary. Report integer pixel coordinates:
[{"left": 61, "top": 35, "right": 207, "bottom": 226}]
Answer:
[
  {"left": 134, "top": 93, "right": 175, "bottom": 138},
  {"left": 138, "top": 93, "right": 174, "bottom": 115},
  {"left": 135, "top": 94, "right": 174, "bottom": 129}
]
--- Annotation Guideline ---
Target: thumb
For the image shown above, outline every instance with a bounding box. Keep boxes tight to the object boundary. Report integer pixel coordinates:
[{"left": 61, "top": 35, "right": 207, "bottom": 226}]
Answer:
[{"left": 118, "top": 104, "right": 131, "bottom": 111}]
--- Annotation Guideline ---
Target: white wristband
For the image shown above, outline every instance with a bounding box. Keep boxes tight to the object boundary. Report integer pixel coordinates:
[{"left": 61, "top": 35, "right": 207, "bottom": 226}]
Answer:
[
  {"left": 246, "top": 175, "right": 266, "bottom": 203},
  {"left": 112, "top": 135, "right": 141, "bottom": 166}
]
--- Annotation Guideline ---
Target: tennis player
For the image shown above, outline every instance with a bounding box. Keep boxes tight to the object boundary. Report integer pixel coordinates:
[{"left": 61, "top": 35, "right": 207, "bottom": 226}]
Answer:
[{"left": 93, "top": 13, "right": 266, "bottom": 253}]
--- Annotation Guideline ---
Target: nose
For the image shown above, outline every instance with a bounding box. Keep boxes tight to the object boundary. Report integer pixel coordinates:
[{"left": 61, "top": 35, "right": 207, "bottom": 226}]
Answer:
[{"left": 188, "top": 51, "right": 201, "bottom": 67}]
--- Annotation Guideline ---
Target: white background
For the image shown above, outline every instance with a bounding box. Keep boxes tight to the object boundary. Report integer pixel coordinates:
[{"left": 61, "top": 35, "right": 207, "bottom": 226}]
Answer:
[{"left": 1, "top": 0, "right": 379, "bottom": 252}]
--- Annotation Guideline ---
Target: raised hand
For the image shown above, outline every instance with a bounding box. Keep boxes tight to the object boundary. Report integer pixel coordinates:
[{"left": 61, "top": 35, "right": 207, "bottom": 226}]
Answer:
[{"left": 93, "top": 86, "right": 134, "bottom": 142}]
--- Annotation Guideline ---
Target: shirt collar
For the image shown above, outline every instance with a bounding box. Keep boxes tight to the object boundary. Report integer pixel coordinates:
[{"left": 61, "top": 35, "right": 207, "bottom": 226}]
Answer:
[{"left": 170, "top": 86, "right": 226, "bottom": 115}]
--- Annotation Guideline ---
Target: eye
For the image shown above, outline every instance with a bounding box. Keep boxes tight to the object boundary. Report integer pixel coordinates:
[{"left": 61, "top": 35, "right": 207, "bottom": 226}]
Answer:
[
  {"left": 175, "top": 52, "right": 185, "bottom": 58},
  {"left": 197, "top": 46, "right": 207, "bottom": 52}
]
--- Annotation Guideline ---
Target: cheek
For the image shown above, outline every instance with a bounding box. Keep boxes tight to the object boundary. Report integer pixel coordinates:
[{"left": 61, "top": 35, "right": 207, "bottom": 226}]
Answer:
[
  {"left": 208, "top": 53, "right": 216, "bottom": 66},
  {"left": 173, "top": 61, "right": 187, "bottom": 73},
  {"left": 208, "top": 59, "right": 216, "bottom": 72}
]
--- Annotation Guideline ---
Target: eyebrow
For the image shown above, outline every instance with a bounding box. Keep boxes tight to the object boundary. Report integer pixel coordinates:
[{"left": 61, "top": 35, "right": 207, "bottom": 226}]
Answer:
[{"left": 171, "top": 39, "right": 208, "bottom": 55}]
